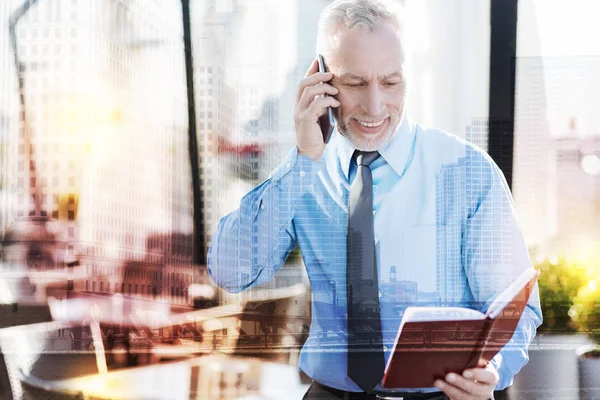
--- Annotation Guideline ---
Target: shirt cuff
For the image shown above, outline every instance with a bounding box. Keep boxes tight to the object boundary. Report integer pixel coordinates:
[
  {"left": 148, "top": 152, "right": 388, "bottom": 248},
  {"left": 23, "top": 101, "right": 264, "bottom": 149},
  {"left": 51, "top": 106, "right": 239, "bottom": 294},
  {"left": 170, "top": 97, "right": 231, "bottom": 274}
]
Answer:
[
  {"left": 490, "top": 351, "right": 514, "bottom": 390},
  {"left": 490, "top": 352, "right": 503, "bottom": 374}
]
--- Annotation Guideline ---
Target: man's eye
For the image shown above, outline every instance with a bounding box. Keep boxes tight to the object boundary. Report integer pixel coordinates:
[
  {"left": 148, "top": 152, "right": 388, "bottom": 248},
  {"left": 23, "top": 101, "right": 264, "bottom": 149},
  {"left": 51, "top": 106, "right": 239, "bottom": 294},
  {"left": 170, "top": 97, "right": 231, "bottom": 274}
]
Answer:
[
  {"left": 384, "top": 82, "right": 400, "bottom": 87},
  {"left": 346, "top": 83, "right": 364, "bottom": 88}
]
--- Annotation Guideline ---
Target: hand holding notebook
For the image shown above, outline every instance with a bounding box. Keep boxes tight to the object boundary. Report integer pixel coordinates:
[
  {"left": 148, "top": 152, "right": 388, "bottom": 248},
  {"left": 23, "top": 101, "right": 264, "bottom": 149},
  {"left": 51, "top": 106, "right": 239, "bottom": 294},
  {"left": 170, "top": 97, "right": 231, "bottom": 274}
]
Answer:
[{"left": 382, "top": 268, "right": 540, "bottom": 389}]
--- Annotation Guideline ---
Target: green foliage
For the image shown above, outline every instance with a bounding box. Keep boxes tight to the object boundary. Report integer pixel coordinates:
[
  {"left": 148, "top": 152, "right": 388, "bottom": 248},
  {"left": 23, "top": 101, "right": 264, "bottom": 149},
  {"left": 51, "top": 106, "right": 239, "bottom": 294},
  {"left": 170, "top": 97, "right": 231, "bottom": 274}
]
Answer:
[
  {"left": 569, "top": 280, "right": 600, "bottom": 343},
  {"left": 285, "top": 244, "right": 302, "bottom": 264},
  {"left": 536, "top": 257, "right": 589, "bottom": 333}
]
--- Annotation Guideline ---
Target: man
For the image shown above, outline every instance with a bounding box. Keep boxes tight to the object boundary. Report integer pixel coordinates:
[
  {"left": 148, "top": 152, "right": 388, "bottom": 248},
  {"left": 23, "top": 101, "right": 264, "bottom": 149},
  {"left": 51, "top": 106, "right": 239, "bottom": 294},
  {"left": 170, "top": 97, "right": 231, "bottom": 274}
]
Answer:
[{"left": 208, "top": 0, "right": 542, "bottom": 399}]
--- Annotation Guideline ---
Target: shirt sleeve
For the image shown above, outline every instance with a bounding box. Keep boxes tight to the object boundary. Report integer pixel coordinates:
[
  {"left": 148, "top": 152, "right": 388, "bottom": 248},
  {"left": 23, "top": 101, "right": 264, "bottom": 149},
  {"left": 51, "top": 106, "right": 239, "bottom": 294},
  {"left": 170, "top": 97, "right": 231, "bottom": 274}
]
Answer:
[
  {"left": 461, "top": 148, "right": 543, "bottom": 390},
  {"left": 207, "top": 147, "right": 323, "bottom": 293}
]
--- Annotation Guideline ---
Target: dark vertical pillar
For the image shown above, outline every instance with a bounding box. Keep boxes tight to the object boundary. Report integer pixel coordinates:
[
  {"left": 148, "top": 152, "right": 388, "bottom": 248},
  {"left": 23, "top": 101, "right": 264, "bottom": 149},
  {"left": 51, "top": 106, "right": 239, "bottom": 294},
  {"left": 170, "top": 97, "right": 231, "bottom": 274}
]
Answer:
[
  {"left": 9, "top": 0, "right": 41, "bottom": 214},
  {"left": 181, "top": 0, "right": 205, "bottom": 264},
  {"left": 488, "top": 0, "right": 519, "bottom": 189}
]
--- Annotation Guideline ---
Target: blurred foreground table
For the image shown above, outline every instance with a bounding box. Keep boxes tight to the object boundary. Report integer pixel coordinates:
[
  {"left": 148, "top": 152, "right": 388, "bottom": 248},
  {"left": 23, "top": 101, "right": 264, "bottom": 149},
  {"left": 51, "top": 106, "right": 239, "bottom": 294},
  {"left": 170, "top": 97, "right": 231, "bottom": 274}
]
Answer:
[
  {"left": 19, "top": 353, "right": 310, "bottom": 399},
  {"left": 1, "top": 275, "right": 311, "bottom": 399}
]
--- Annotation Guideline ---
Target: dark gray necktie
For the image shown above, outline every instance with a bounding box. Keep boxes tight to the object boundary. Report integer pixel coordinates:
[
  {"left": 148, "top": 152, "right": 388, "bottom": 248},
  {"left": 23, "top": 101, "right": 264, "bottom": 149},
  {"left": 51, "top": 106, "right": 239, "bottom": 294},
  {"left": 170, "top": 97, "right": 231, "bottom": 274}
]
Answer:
[{"left": 347, "top": 150, "right": 384, "bottom": 392}]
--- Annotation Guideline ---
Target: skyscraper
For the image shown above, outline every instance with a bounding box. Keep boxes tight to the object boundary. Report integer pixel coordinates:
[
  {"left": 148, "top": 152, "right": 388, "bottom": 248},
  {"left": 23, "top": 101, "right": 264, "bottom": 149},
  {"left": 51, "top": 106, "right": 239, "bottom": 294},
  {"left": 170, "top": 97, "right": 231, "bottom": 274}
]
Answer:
[{"left": 512, "top": 56, "right": 555, "bottom": 248}]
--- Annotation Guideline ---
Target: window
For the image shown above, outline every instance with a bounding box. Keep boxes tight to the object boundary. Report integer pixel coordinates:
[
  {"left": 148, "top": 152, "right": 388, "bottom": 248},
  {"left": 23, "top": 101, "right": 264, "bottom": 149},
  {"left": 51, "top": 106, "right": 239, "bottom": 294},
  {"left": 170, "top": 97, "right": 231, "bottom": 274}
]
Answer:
[{"left": 513, "top": 1, "right": 600, "bottom": 257}]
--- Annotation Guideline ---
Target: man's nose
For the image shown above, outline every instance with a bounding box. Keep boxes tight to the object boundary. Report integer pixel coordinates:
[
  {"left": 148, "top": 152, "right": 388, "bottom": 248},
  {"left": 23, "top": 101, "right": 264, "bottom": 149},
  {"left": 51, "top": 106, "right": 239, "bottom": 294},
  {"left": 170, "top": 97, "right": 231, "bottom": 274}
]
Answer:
[{"left": 361, "top": 85, "right": 385, "bottom": 117}]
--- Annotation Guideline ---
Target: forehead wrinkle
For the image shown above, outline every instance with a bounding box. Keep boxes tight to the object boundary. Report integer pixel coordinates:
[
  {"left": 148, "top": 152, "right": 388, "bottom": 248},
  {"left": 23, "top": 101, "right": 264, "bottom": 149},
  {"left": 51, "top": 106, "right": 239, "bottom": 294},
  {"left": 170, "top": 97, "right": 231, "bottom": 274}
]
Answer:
[
  {"left": 381, "top": 71, "right": 403, "bottom": 80},
  {"left": 336, "top": 72, "right": 365, "bottom": 81},
  {"left": 335, "top": 70, "right": 403, "bottom": 82}
]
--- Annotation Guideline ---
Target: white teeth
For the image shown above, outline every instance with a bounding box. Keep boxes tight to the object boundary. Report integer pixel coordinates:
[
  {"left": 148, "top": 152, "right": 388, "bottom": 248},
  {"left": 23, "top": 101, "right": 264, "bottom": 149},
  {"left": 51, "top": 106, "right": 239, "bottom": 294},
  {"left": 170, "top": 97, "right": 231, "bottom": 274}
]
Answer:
[{"left": 357, "top": 119, "right": 385, "bottom": 128}]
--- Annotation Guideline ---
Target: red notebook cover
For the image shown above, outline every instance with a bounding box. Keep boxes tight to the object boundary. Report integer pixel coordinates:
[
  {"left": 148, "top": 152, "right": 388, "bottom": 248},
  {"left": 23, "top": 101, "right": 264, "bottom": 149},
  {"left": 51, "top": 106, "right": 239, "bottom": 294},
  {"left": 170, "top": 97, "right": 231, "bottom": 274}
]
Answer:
[{"left": 382, "top": 268, "right": 539, "bottom": 389}]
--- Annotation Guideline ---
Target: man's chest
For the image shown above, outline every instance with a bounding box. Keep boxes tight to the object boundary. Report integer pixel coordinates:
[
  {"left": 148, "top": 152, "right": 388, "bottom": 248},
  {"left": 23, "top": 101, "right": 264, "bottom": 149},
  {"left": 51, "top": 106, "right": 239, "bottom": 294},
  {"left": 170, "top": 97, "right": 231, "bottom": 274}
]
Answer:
[{"left": 293, "top": 167, "right": 467, "bottom": 302}]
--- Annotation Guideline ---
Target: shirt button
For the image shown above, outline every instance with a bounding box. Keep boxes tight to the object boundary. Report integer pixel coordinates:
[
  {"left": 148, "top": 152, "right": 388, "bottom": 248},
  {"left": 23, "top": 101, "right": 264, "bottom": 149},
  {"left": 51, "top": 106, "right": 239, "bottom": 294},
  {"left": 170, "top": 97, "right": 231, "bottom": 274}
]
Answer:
[
  {"left": 373, "top": 185, "right": 378, "bottom": 193},
  {"left": 373, "top": 210, "right": 376, "bottom": 215},
  {"left": 378, "top": 291, "right": 382, "bottom": 298},
  {"left": 299, "top": 170, "right": 306, "bottom": 177},
  {"left": 383, "top": 345, "right": 388, "bottom": 352},
  {"left": 260, "top": 204, "right": 265, "bottom": 210},
  {"left": 286, "top": 163, "right": 291, "bottom": 168}
]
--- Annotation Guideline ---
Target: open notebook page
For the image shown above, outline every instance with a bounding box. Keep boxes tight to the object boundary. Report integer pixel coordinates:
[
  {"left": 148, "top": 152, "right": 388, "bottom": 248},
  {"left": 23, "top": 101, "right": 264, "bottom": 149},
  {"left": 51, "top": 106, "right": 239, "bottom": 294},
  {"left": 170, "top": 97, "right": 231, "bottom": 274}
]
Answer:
[{"left": 485, "top": 268, "right": 537, "bottom": 320}]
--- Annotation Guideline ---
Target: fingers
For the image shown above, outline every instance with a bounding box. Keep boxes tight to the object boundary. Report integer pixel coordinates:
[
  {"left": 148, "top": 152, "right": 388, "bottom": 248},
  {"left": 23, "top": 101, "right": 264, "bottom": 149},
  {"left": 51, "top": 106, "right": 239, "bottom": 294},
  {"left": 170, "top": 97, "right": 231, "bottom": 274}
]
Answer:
[
  {"left": 298, "top": 95, "right": 340, "bottom": 122},
  {"left": 443, "top": 373, "right": 491, "bottom": 397},
  {"left": 295, "top": 58, "right": 340, "bottom": 121},
  {"left": 476, "top": 357, "right": 490, "bottom": 368},
  {"left": 298, "top": 83, "right": 339, "bottom": 109},
  {"left": 433, "top": 365, "right": 499, "bottom": 400},
  {"left": 297, "top": 58, "right": 335, "bottom": 103},
  {"left": 296, "top": 72, "right": 336, "bottom": 103},
  {"left": 309, "top": 95, "right": 340, "bottom": 114},
  {"left": 463, "top": 364, "right": 499, "bottom": 385},
  {"left": 304, "top": 58, "right": 319, "bottom": 78},
  {"left": 292, "top": 58, "right": 340, "bottom": 161},
  {"left": 434, "top": 379, "right": 478, "bottom": 400}
]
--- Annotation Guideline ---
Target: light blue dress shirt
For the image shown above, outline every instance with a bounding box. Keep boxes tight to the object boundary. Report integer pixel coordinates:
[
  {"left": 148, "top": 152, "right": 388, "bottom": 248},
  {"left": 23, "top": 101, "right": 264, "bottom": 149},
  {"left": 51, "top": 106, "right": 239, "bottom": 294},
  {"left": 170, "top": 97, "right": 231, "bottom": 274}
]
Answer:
[{"left": 208, "top": 116, "right": 543, "bottom": 393}]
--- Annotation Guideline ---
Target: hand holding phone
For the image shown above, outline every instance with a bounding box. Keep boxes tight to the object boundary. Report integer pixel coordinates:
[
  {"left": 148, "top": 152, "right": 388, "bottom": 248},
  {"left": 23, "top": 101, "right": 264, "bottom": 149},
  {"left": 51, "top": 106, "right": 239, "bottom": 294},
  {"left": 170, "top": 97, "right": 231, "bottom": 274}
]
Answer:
[
  {"left": 293, "top": 56, "right": 340, "bottom": 161},
  {"left": 317, "top": 54, "right": 335, "bottom": 143}
]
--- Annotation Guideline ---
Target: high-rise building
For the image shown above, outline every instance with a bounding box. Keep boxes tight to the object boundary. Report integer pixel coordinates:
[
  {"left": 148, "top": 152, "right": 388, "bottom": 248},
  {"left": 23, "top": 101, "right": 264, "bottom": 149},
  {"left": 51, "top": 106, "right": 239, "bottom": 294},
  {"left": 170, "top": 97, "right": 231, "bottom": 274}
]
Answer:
[
  {"left": 465, "top": 118, "right": 489, "bottom": 152},
  {"left": 435, "top": 159, "right": 464, "bottom": 303},
  {"left": 512, "top": 56, "right": 555, "bottom": 248}
]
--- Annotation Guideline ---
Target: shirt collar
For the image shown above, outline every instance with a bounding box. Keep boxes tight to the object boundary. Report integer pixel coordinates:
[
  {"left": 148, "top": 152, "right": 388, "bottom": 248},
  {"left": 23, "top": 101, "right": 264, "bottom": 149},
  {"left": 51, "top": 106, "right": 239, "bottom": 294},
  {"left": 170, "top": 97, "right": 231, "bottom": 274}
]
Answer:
[{"left": 333, "top": 115, "right": 416, "bottom": 180}]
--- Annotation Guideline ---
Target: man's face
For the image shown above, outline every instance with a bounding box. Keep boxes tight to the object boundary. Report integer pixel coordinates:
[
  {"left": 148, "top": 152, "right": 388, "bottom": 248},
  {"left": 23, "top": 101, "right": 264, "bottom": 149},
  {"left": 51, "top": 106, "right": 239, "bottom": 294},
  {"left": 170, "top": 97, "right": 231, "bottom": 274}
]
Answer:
[{"left": 327, "top": 20, "right": 407, "bottom": 151}]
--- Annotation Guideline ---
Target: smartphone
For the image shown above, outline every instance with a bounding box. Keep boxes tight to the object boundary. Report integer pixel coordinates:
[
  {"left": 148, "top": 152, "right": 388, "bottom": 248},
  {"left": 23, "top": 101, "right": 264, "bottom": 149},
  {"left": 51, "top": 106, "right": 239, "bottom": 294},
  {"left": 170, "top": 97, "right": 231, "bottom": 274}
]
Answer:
[{"left": 317, "top": 54, "right": 335, "bottom": 143}]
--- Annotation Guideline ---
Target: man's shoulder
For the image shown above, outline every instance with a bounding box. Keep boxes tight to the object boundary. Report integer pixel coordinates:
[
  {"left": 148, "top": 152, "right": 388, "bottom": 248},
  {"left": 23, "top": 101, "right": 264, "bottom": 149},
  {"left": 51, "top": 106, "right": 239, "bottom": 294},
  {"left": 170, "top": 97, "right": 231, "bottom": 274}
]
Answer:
[{"left": 413, "top": 122, "right": 497, "bottom": 170}]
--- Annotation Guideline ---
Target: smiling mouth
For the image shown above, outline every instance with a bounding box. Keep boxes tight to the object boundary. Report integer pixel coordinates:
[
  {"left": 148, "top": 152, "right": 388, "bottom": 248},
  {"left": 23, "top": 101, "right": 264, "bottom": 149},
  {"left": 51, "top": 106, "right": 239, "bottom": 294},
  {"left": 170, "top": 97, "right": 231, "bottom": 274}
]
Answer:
[
  {"left": 356, "top": 119, "right": 386, "bottom": 128},
  {"left": 352, "top": 117, "right": 389, "bottom": 134}
]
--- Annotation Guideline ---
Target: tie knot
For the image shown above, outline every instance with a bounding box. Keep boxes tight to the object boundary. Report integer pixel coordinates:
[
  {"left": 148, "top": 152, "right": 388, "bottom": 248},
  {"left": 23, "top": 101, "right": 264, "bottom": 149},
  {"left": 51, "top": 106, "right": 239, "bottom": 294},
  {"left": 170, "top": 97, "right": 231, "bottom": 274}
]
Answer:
[{"left": 354, "top": 151, "right": 380, "bottom": 167}]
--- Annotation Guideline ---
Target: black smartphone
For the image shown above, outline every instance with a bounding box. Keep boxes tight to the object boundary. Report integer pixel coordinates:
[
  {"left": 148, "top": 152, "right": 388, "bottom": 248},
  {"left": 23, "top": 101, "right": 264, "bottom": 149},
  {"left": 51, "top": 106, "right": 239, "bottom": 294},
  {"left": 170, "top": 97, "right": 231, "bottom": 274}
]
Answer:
[{"left": 317, "top": 54, "right": 335, "bottom": 143}]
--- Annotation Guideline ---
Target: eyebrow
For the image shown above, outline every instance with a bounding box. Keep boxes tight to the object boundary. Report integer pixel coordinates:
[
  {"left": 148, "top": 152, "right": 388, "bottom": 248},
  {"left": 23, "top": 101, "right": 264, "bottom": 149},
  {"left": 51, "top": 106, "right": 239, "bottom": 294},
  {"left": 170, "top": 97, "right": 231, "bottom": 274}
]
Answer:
[{"left": 335, "top": 72, "right": 402, "bottom": 81}]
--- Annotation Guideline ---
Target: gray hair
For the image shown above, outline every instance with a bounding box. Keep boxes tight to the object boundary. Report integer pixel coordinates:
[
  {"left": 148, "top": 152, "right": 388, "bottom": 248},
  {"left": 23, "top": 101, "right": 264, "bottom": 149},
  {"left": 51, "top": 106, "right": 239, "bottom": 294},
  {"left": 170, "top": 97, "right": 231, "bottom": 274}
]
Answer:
[{"left": 316, "top": 0, "right": 407, "bottom": 59}]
